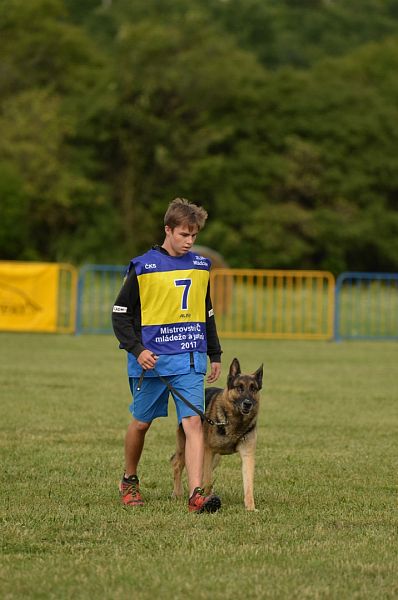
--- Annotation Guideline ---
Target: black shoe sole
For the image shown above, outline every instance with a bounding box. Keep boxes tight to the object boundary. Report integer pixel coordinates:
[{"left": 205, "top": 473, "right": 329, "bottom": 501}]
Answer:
[{"left": 197, "top": 495, "right": 221, "bottom": 514}]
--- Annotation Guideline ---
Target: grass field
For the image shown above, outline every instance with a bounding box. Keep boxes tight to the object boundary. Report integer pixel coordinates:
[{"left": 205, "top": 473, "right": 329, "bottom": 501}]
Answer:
[{"left": 1, "top": 333, "right": 397, "bottom": 599}]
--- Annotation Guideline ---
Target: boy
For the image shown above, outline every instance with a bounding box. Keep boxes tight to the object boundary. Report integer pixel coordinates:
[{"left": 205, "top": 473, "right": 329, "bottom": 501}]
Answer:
[{"left": 112, "top": 198, "right": 222, "bottom": 513}]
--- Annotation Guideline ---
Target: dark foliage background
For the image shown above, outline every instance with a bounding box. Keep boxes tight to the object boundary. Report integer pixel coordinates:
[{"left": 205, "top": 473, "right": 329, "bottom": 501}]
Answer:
[{"left": 1, "top": 0, "right": 398, "bottom": 272}]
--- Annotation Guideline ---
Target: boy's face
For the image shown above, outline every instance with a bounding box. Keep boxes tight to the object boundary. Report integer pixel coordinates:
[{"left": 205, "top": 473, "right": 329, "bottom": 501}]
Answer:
[{"left": 163, "top": 224, "right": 198, "bottom": 256}]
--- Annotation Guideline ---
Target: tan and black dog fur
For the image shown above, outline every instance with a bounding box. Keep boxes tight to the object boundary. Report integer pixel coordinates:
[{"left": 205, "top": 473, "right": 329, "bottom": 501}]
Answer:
[{"left": 171, "top": 358, "right": 263, "bottom": 511}]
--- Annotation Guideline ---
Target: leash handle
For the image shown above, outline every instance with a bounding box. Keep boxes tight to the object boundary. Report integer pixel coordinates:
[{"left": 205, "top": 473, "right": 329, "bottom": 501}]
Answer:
[
  {"left": 136, "top": 353, "right": 158, "bottom": 391},
  {"left": 136, "top": 369, "right": 145, "bottom": 391}
]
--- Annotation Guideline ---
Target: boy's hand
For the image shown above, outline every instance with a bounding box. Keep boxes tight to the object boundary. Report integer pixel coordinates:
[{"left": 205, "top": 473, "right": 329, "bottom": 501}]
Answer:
[
  {"left": 137, "top": 350, "right": 158, "bottom": 370},
  {"left": 207, "top": 362, "right": 221, "bottom": 383}
]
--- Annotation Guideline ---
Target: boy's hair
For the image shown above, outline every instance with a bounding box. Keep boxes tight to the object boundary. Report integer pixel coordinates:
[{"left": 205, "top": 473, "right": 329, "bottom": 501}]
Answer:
[{"left": 164, "top": 197, "right": 208, "bottom": 231}]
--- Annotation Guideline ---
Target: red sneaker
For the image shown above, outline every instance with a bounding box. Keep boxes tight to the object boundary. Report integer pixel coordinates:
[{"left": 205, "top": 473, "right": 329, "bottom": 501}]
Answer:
[
  {"left": 119, "top": 475, "right": 144, "bottom": 507},
  {"left": 188, "top": 487, "right": 221, "bottom": 513}
]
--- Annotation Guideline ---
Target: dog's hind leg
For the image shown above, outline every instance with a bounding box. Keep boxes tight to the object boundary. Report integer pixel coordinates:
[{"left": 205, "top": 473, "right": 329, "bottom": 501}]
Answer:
[
  {"left": 203, "top": 447, "right": 218, "bottom": 495},
  {"left": 171, "top": 424, "right": 186, "bottom": 498}
]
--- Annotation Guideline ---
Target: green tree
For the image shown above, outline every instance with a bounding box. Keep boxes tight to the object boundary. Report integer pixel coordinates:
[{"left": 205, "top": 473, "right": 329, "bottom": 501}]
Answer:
[
  {"left": 0, "top": 0, "right": 116, "bottom": 262},
  {"left": 206, "top": 0, "right": 398, "bottom": 68},
  {"left": 1, "top": 0, "right": 398, "bottom": 271},
  {"left": 94, "top": 8, "right": 269, "bottom": 260},
  {"left": 250, "top": 38, "right": 398, "bottom": 271},
  {"left": 0, "top": 163, "right": 30, "bottom": 259}
]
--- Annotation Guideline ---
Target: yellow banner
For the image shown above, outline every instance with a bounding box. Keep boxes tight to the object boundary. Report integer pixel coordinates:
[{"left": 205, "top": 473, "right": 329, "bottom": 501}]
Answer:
[{"left": 0, "top": 262, "right": 59, "bottom": 332}]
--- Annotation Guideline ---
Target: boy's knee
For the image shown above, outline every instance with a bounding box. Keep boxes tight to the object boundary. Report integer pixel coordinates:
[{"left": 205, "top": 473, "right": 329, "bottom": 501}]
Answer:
[
  {"left": 181, "top": 415, "right": 202, "bottom": 433},
  {"left": 131, "top": 419, "right": 152, "bottom": 433}
]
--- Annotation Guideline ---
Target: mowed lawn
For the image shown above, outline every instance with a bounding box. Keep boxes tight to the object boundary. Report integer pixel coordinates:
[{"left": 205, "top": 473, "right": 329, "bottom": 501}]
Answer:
[{"left": 0, "top": 333, "right": 397, "bottom": 600}]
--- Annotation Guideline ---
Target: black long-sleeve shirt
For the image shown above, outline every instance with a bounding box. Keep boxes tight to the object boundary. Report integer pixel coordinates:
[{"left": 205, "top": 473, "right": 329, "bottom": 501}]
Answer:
[{"left": 112, "top": 245, "right": 222, "bottom": 363}]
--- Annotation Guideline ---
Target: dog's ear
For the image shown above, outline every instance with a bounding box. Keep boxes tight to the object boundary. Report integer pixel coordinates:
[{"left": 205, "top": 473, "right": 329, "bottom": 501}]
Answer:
[
  {"left": 227, "top": 358, "right": 241, "bottom": 389},
  {"left": 254, "top": 364, "right": 263, "bottom": 390}
]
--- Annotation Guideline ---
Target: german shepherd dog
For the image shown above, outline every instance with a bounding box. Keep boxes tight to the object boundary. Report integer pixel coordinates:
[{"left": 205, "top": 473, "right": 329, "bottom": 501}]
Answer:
[{"left": 171, "top": 358, "right": 263, "bottom": 511}]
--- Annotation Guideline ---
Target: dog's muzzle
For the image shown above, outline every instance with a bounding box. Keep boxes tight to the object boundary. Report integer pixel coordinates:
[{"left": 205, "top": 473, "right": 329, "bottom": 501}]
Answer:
[{"left": 240, "top": 398, "right": 254, "bottom": 414}]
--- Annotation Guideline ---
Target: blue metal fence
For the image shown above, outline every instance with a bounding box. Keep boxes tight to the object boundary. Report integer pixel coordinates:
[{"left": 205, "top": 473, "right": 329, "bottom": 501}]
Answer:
[
  {"left": 76, "top": 264, "right": 125, "bottom": 334},
  {"left": 334, "top": 272, "right": 398, "bottom": 341},
  {"left": 76, "top": 265, "right": 398, "bottom": 340}
]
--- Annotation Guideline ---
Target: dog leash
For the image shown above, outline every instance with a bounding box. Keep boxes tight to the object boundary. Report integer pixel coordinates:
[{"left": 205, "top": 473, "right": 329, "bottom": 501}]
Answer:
[{"left": 136, "top": 367, "right": 226, "bottom": 427}]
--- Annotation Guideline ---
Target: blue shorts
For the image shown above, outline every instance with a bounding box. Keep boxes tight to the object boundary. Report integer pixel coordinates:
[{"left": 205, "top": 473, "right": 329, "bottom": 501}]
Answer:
[{"left": 128, "top": 368, "right": 204, "bottom": 424}]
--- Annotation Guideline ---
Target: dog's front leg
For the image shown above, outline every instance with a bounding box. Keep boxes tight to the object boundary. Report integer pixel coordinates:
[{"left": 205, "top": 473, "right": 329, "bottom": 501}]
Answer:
[
  {"left": 202, "top": 446, "right": 215, "bottom": 495},
  {"left": 238, "top": 432, "right": 257, "bottom": 511}
]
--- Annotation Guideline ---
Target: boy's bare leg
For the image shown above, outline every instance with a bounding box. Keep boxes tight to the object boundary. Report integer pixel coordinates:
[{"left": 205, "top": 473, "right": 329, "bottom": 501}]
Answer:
[
  {"left": 124, "top": 418, "right": 151, "bottom": 477},
  {"left": 181, "top": 415, "right": 204, "bottom": 495}
]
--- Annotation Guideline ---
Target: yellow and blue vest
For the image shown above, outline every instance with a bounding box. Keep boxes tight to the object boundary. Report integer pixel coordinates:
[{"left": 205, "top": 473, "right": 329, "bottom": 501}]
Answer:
[{"left": 127, "top": 249, "right": 211, "bottom": 377}]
